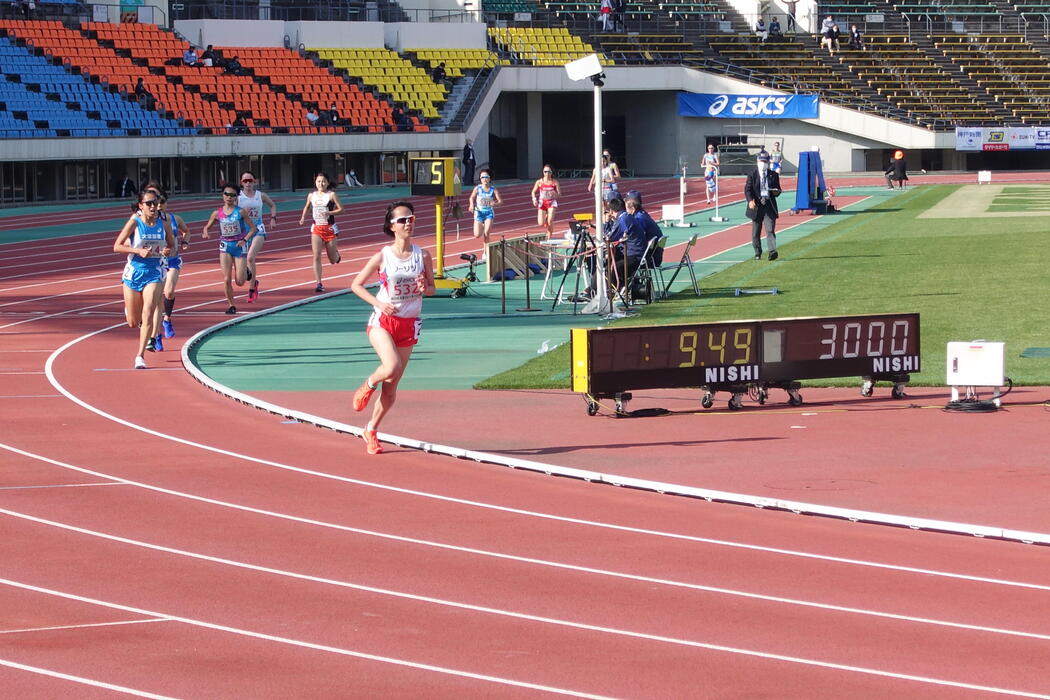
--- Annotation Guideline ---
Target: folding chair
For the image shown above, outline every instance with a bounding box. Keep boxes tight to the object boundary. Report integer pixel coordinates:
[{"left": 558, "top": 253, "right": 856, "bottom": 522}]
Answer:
[
  {"left": 655, "top": 234, "right": 700, "bottom": 297},
  {"left": 624, "top": 234, "right": 665, "bottom": 304}
]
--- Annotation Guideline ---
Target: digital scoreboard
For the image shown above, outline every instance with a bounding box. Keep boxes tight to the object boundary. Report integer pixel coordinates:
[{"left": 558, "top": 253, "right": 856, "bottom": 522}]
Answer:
[
  {"left": 409, "top": 157, "right": 461, "bottom": 197},
  {"left": 571, "top": 313, "right": 920, "bottom": 412}
]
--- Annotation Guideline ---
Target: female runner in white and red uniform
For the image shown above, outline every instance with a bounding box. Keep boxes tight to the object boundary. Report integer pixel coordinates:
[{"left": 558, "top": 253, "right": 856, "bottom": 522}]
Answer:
[
  {"left": 298, "top": 172, "right": 344, "bottom": 293},
  {"left": 530, "top": 164, "right": 561, "bottom": 236},
  {"left": 349, "top": 200, "right": 435, "bottom": 455}
]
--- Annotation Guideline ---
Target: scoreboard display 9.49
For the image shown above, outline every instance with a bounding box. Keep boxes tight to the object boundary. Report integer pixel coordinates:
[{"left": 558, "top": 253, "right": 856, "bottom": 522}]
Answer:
[{"left": 571, "top": 313, "right": 920, "bottom": 410}]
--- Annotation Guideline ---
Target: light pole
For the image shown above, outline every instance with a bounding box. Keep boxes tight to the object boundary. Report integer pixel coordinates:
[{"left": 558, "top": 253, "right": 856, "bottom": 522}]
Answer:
[{"left": 565, "top": 54, "right": 611, "bottom": 315}]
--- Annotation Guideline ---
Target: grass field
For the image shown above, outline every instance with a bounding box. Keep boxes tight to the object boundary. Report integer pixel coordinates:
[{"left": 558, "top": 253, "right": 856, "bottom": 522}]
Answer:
[{"left": 478, "top": 183, "right": 1050, "bottom": 389}]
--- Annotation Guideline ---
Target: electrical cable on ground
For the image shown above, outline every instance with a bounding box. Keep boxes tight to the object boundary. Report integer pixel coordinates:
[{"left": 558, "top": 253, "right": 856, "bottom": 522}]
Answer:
[{"left": 944, "top": 377, "right": 1012, "bottom": 412}]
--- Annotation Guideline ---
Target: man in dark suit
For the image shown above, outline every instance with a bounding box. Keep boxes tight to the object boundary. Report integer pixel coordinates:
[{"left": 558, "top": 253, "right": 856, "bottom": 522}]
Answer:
[
  {"left": 462, "top": 138, "right": 477, "bottom": 187},
  {"left": 744, "top": 150, "right": 782, "bottom": 261}
]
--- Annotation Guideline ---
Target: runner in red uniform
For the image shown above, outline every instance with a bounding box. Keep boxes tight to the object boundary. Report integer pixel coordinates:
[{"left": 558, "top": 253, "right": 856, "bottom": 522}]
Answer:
[
  {"left": 349, "top": 200, "right": 436, "bottom": 455},
  {"left": 531, "top": 164, "right": 561, "bottom": 236}
]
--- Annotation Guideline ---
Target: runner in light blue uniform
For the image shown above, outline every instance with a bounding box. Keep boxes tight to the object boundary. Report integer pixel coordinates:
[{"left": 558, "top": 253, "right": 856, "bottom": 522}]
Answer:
[
  {"left": 113, "top": 191, "right": 174, "bottom": 369},
  {"left": 144, "top": 185, "right": 190, "bottom": 347},
  {"left": 468, "top": 168, "right": 501, "bottom": 261}
]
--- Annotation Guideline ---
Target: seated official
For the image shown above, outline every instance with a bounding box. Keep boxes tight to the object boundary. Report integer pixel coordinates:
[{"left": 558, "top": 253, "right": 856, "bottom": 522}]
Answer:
[
  {"left": 624, "top": 194, "right": 663, "bottom": 264},
  {"left": 605, "top": 197, "right": 647, "bottom": 290}
]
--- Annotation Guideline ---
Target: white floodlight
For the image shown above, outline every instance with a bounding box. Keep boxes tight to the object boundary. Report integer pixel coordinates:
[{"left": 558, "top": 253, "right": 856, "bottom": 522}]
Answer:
[
  {"left": 564, "top": 54, "right": 612, "bottom": 314},
  {"left": 564, "top": 53, "right": 603, "bottom": 81}
]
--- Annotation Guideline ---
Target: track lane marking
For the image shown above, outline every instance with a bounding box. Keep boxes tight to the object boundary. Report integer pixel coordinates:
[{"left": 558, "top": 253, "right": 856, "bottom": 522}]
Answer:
[
  {"left": 0, "top": 657, "right": 176, "bottom": 699},
  {"left": 2, "top": 446, "right": 1049, "bottom": 641},
  {"left": 1, "top": 618, "right": 169, "bottom": 635},
  {"left": 0, "top": 577, "right": 615, "bottom": 699},
  {"left": 0, "top": 568, "right": 1046, "bottom": 698}
]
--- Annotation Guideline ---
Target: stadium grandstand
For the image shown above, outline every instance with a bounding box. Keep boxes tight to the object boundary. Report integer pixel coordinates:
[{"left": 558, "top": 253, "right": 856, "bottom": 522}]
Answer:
[{"left": 0, "top": 0, "right": 1048, "bottom": 204}]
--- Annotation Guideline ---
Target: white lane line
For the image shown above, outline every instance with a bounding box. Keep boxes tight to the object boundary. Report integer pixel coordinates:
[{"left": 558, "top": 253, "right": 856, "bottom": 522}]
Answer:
[
  {"left": 1, "top": 618, "right": 169, "bottom": 635},
  {"left": 2, "top": 486, "right": 1050, "bottom": 644},
  {"left": 0, "top": 657, "right": 176, "bottom": 699},
  {"left": 0, "top": 482, "right": 120, "bottom": 491},
  {"left": 14, "top": 389, "right": 1050, "bottom": 603},
  {"left": 0, "top": 578, "right": 615, "bottom": 700},
  {"left": 0, "top": 182, "right": 709, "bottom": 293},
  {"left": 0, "top": 573, "right": 1046, "bottom": 699},
  {"left": 0, "top": 232, "right": 483, "bottom": 327}
]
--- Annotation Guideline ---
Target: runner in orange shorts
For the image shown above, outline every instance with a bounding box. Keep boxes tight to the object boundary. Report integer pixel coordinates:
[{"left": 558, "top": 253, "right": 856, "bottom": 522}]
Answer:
[
  {"left": 298, "top": 172, "right": 344, "bottom": 293},
  {"left": 349, "top": 200, "right": 435, "bottom": 455}
]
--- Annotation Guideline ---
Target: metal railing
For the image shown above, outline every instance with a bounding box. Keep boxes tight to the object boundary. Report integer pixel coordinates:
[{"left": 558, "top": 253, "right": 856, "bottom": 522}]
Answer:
[{"left": 170, "top": 1, "right": 476, "bottom": 23}]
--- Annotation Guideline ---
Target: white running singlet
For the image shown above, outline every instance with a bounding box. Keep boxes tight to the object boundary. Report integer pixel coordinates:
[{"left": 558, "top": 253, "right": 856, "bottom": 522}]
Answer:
[{"left": 374, "top": 244, "right": 425, "bottom": 319}]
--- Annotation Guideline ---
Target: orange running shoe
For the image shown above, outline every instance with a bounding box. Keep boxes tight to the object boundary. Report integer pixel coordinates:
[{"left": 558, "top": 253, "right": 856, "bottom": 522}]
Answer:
[
  {"left": 363, "top": 429, "right": 383, "bottom": 455},
  {"left": 352, "top": 382, "right": 375, "bottom": 412}
]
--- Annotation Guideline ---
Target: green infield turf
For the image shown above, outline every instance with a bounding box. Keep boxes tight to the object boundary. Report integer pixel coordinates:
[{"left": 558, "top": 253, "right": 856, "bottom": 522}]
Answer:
[{"left": 481, "top": 183, "right": 1050, "bottom": 389}]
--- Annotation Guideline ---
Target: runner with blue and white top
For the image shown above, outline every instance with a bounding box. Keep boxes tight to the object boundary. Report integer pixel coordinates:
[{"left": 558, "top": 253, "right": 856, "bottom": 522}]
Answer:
[
  {"left": 143, "top": 185, "right": 190, "bottom": 352},
  {"left": 237, "top": 170, "right": 278, "bottom": 303},
  {"left": 113, "top": 190, "right": 175, "bottom": 369},
  {"left": 468, "top": 169, "right": 502, "bottom": 261},
  {"left": 201, "top": 185, "right": 258, "bottom": 315},
  {"left": 769, "top": 141, "right": 784, "bottom": 173}
]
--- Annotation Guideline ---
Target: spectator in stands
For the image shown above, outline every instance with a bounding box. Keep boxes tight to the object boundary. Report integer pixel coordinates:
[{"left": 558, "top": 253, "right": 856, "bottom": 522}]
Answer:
[
  {"left": 431, "top": 62, "right": 449, "bottom": 89},
  {"left": 328, "top": 107, "right": 343, "bottom": 126},
  {"left": 822, "top": 22, "right": 840, "bottom": 56},
  {"left": 392, "top": 106, "right": 412, "bottom": 132},
  {"left": 598, "top": 0, "right": 613, "bottom": 32},
  {"left": 769, "top": 16, "right": 783, "bottom": 39},
  {"left": 848, "top": 24, "right": 864, "bottom": 50},
  {"left": 183, "top": 47, "right": 198, "bottom": 67},
  {"left": 755, "top": 16, "right": 768, "bottom": 42},
  {"left": 785, "top": 0, "right": 797, "bottom": 32},
  {"left": 229, "top": 116, "right": 250, "bottom": 135},
  {"left": 134, "top": 78, "right": 156, "bottom": 110},
  {"left": 315, "top": 109, "right": 332, "bottom": 127},
  {"left": 200, "top": 45, "right": 216, "bottom": 67},
  {"left": 820, "top": 14, "right": 834, "bottom": 36},
  {"left": 23, "top": 0, "right": 33, "bottom": 20},
  {"left": 305, "top": 107, "right": 320, "bottom": 127},
  {"left": 462, "top": 138, "right": 476, "bottom": 185},
  {"left": 224, "top": 55, "right": 244, "bottom": 76},
  {"left": 612, "top": 0, "right": 626, "bottom": 32}
]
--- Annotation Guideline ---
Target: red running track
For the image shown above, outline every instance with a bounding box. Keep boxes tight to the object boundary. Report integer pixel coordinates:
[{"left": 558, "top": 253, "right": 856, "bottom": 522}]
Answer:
[{"left": 2, "top": 175, "right": 1049, "bottom": 698}]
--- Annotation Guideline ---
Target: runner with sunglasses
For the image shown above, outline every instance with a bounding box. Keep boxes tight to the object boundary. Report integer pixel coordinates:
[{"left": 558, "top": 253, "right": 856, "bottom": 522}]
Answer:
[
  {"left": 530, "top": 164, "right": 561, "bottom": 237},
  {"left": 467, "top": 169, "right": 501, "bottom": 261},
  {"left": 349, "top": 200, "right": 435, "bottom": 455},
  {"left": 113, "top": 190, "right": 175, "bottom": 369},
  {"left": 201, "top": 185, "right": 257, "bottom": 314},
  {"left": 298, "top": 172, "right": 344, "bottom": 293},
  {"left": 237, "top": 170, "right": 278, "bottom": 302},
  {"left": 142, "top": 185, "right": 189, "bottom": 351}
]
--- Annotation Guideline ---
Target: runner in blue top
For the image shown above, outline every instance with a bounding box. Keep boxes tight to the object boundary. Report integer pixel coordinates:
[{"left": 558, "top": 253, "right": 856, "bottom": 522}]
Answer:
[
  {"left": 143, "top": 184, "right": 190, "bottom": 352},
  {"left": 113, "top": 190, "right": 175, "bottom": 369},
  {"left": 468, "top": 168, "right": 502, "bottom": 261},
  {"left": 201, "top": 185, "right": 258, "bottom": 315}
]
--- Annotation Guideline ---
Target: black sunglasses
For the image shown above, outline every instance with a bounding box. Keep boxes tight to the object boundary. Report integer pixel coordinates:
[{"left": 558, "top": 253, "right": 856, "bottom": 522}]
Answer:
[{"left": 222, "top": 192, "right": 238, "bottom": 197}]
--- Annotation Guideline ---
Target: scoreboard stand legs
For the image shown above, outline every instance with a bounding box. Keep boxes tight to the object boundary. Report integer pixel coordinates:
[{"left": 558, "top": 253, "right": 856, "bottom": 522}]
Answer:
[
  {"left": 584, "top": 392, "right": 633, "bottom": 416},
  {"left": 860, "top": 373, "right": 910, "bottom": 399},
  {"left": 701, "top": 381, "right": 803, "bottom": 410}
]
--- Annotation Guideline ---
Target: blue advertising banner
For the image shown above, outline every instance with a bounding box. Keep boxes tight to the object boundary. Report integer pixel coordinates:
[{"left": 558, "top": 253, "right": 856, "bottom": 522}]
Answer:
[{"left": 678, "top": 93, "right": 820, "bottom": 119}]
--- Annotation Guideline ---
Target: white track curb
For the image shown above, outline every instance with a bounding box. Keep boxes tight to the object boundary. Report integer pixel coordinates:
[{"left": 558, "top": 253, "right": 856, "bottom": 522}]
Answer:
[{"left": 181, "top": 290, "right": 1050, "bottom": 547}]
